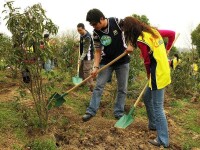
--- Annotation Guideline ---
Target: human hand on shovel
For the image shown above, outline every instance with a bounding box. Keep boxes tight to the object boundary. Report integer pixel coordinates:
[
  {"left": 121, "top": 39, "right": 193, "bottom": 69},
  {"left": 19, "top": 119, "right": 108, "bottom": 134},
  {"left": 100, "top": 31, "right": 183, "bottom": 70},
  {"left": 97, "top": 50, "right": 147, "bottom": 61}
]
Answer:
[
  {"left": 47, "top": 51, "right": 128, "bottom": 110},
  {"left": 91, "top": 66, "right": 99, "bottom": 78}
]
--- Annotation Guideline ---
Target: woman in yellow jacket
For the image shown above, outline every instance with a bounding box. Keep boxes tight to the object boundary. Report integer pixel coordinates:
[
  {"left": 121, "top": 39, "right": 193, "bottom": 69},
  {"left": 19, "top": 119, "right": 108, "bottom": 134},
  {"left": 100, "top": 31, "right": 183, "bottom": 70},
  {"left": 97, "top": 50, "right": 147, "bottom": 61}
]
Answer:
[
  {"left": 170, "top": 53, "right": 181, "bottom": 70},
  {"left": 121, "top": 17, "right": 175, "bottom": 148},
  {"left": 191, "top": 63, "right": 198, "bottom": 75}
]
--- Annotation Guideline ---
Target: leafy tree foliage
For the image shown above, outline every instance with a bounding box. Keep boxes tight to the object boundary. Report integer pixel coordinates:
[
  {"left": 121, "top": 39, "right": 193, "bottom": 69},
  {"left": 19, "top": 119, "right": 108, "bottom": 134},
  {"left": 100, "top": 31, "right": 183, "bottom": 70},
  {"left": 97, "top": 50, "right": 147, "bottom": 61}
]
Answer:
[
  {"left": 170, "top": 51, "right": 200, "bottom": 98},
  {"left": 57, "top": 30, "right": 79, "bottom": 77},
  {"left": 0, "top": 34, "right": 13, "bottom": 70},
  {"left": 191, "top": 24, "right": 200, "bottom": 57},
  {"left": 132, "top": 14, "right": 150, "bottom": 25},
  {"left": 3, "top": 1, "right": 58, "bottom": 129}
]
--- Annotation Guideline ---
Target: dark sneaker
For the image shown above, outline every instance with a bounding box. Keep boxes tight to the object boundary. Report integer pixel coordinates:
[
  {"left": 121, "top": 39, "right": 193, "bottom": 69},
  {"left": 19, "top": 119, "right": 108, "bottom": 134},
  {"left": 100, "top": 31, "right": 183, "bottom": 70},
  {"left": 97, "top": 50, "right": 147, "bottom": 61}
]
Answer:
[
  {"left": 148, "top": 139, "right": 160, "bottom": 147},
  {"left": 115, "top": 115, "right": 122, "bottom": 120},
  {"left": 148, "top": 139, "right": 169, "bottom": 148},
  {"left": 82, "top": 113, "right": 93, "bottom": 122},
  {"left": 149, "top": 128, "right": 156, "bottom": 131}
]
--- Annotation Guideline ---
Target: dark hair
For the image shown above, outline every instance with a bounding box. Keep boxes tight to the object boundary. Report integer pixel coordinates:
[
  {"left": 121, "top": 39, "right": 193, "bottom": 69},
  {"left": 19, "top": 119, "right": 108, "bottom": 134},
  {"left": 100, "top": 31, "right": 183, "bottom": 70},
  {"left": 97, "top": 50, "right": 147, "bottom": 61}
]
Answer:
[
  {"left": 122, "top": 16, "right": 158, "bottom": 48},
  {"left": 77, "top": 23, "right": 85, "bottom": 29},
  {"left": 44, "top": 34, "right": 49, "bottom": 39},
  {"left": 174, "top": 54, "right": 179, "bottom": 61},
  {"left": 86, "top": 8, "right": 105, "bottom": 24}
]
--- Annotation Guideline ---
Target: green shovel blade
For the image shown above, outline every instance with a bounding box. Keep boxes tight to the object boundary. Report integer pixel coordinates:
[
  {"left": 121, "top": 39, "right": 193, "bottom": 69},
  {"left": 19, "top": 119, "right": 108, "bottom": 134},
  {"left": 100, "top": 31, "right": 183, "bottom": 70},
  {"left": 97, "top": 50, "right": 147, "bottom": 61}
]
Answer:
[
  {"left": 72, "top": 76, "right": 83, "bottom": 85},
  {"left": 48, "top": 92, "right": 66, "bottom": 110},
  {"left": 114, "top": 107, "right": 135, "bottom": 129}
]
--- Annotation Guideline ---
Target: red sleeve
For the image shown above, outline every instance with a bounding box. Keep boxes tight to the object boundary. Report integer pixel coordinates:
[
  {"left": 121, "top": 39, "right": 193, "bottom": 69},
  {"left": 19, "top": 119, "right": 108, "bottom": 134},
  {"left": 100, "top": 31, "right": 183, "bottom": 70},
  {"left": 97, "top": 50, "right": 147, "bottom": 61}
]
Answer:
[
  {"left": 137, "top": 41, "right": 151, "bottom": 78},
  {"left": 158, "top": 30, "right": 175, "bottom": 51}
]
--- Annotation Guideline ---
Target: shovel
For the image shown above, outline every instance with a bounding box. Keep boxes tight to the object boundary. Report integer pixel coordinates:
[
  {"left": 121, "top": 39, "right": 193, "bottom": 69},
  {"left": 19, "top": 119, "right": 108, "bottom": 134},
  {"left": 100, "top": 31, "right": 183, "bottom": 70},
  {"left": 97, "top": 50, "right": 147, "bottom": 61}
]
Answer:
[
  {"left": 72, "top": 46, "right": 83, "bottom": 85},
  {"left": 114, "top": 82, "right": 148, "bottom": 129},
  {"left": 47, "top": 51, "right": 128, "bottom": 110}
]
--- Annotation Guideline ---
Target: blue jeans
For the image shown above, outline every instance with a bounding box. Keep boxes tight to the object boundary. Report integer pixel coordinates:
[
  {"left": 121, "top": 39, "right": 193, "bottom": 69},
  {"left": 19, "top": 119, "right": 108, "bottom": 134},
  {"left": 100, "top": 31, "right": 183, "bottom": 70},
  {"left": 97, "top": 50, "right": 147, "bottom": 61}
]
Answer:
[
  {"left": 143, "top": 87, "right": 169, "bottom": 147},
  {"left": 44, "top": 59, "right": 54, "bottom": 72},
  {"left": 86, "top": 63, "right": 129, "bottom": 117}
]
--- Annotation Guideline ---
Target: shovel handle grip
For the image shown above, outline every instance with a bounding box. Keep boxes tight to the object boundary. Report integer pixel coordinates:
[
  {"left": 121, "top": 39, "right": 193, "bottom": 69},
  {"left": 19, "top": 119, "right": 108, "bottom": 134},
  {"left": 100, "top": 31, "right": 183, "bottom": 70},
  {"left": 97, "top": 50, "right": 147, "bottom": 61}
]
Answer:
[{"left": 67, "top": 51, "right": 128, "bottom": 94}]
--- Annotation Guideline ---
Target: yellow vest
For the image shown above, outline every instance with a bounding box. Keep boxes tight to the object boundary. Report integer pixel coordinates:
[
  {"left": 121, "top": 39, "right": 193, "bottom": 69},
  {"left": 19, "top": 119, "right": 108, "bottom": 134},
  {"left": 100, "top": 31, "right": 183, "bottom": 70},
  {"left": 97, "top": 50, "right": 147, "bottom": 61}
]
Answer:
[
  {"left": 192, "top": 63, "right": 198, "bottom": 75},
  {"left": 173, "top": 58, "right": 181, "bottom": 70},
  {"left": 138, "top": 29, "right": 171, "bottom": 89},
  {"left": 193, "top": 63, "right": 198, "bottom": 72},
  {"left": 26, "top": 46, "right": 34, "bottom": 53}
]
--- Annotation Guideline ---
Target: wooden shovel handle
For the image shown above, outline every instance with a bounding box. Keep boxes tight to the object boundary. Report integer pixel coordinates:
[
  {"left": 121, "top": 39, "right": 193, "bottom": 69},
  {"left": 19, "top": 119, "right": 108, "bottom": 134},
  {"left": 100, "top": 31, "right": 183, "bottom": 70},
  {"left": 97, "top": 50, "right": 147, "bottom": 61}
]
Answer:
[
  {"left": 133, "top": 82, "right": 148, "bottom": 107},
  {"left": 66, "top": 51, "right": 128, "bottom": 93},
  {"left": 77, "top": 44, "right": 81, "bottom": 75}
]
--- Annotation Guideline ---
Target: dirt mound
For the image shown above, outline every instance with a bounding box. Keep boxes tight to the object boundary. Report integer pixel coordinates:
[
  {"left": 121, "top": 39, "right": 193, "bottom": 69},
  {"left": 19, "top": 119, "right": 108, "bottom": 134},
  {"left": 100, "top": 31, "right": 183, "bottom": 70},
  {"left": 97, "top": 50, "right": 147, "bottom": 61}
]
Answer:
[{"left": 46, "top": 105, "right": 182, "bottom": 149}]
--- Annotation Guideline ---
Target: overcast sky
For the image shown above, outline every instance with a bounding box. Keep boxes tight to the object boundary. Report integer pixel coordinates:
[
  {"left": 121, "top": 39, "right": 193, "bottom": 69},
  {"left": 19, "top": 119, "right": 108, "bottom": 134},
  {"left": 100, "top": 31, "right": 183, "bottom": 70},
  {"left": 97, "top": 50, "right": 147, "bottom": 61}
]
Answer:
[{"left": 0, "top": 0, "right": 199, "bottom": 49}]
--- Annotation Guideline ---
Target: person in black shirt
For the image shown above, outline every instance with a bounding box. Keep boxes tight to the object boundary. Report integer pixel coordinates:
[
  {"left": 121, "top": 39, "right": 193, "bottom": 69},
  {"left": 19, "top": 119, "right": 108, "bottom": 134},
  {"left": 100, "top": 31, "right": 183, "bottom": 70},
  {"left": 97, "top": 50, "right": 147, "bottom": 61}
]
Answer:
[{"left": 82, "top": 8, "right": 130, "bottom": 122}]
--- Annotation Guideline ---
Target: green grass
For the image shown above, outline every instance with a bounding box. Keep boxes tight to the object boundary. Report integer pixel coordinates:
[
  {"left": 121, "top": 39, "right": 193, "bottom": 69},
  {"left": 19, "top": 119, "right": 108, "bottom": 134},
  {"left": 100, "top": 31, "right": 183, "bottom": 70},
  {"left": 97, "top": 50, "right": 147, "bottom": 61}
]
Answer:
[
  {"left": 0, "top": 101, "right": 28, "bottom": 147},
  {"left": 136, "top": 106, "right": 147, "bottom": 117},
  {"left": 29, "top": 139, "right": 57, "bottom": 150},
  {"left": 182, "top": 109, "right": 200, "bottom": 133},
  {"left": 169, "top": 100, "right": 200, "bottom": 133},
  {"left": 0, "top": 102, "right": 24, "bottom": 131},
  {"left": 64, "top": 86, "right": 90, "bottom": 115},
  {"left": 0, "top": 69, "right": 7, "bottom": 80},
  {"left": 182, "top": 136, "right": 200, "bottom": 150},
  {"left": 169, "top": 99, "right": 200, "bottom": 149},
  {"left": 169, "top": 100, "right": 184, "bottom": 108},
  {"left": 0, "top": 60, "right": 7, "bottom": 70}
]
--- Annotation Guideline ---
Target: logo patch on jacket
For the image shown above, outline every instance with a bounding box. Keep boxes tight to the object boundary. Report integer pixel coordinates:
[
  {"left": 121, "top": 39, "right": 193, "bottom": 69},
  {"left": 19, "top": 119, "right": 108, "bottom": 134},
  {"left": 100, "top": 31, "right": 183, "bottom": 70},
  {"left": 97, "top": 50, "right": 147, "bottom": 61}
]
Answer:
[
  {"left": 113, "top": 30, "right": 118, "bottom": 36},
  {"left": 100, "top": 35, "right": 112, "bottom": 46}
]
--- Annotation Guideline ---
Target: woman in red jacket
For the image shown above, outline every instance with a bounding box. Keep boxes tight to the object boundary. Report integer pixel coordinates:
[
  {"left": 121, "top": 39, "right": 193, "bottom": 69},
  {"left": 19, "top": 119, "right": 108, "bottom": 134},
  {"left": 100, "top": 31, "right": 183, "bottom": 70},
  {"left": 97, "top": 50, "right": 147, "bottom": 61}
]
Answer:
[{"left": 121, "top": 16, "right": 175, "bottom": 148}]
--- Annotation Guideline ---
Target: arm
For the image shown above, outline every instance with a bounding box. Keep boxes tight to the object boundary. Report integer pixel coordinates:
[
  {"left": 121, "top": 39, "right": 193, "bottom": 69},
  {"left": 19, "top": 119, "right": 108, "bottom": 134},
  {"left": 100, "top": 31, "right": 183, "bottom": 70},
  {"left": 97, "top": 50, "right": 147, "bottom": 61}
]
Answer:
[
  {"left": 158, "top": 30, "right": 175, "bottom": 51},
  {"left": 80, "top": 36, "right": 90, "bottom": 61},
  {"left": 137, "top": 42, "right": 151, "bottom": 78},
  {"left": 91, "top": 32, "right": 102, "bottom": 77},
  {"left": 93, "top": 48, "right": 102, "bottom": 68}
]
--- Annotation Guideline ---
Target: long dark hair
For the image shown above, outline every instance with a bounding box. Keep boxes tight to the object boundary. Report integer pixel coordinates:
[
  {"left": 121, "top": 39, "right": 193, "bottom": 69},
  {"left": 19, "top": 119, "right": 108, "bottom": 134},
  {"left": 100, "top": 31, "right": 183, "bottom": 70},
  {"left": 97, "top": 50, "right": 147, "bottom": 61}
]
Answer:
[{"left": 120, "top": 16, "right": 158, "bottom": 48}]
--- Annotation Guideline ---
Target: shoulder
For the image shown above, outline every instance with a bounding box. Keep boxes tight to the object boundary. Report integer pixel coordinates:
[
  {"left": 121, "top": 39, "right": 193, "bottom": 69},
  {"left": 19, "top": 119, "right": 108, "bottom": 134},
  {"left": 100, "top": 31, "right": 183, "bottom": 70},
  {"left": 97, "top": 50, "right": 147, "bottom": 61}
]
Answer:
[
  {"left": 111, "top": 17, "right": 123, "bottom": 23},
  {"left": 109, "top": 17, "right": 123, "bottom": 30},
  {"left": 92, "top": 31, "right": 100, "bottom": 40},
  {"left": 84, "top": 31, "right": 92, "bottom": 39},
  {"left": 109, "top": 17, "right": 120, "bottom": 24}
]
